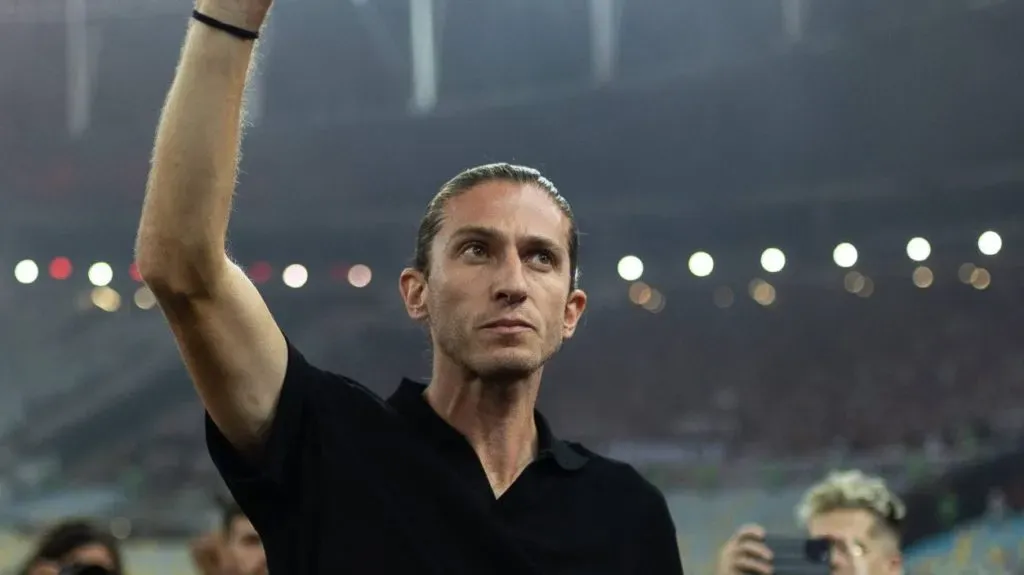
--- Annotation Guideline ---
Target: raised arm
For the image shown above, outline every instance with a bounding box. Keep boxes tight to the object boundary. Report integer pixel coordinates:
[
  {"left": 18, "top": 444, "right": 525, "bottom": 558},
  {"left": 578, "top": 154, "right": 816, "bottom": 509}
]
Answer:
[{"left": 135, "top": 0, "right": 283, "bottom": 454}]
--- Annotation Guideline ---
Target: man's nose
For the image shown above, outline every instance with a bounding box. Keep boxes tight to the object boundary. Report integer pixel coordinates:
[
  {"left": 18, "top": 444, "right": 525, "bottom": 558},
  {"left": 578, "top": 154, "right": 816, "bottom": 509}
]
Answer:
[{"left": 493, "top": 255, "right": 528, "bottom": 304}]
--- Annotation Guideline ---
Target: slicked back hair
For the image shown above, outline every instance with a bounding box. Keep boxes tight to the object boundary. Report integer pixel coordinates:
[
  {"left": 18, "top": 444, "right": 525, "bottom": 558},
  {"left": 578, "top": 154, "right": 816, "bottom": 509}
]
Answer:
[{"left": 413, "top": 163, "right": 580, "bottom": 291}]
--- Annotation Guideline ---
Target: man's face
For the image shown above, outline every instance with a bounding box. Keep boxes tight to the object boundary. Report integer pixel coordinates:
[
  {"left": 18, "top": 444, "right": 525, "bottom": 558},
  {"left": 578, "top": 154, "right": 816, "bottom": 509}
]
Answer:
[
  {"left": 807, "top": 509, "right": 902, "bottom": 575},
  {"left": 226, "top": 516, "right": 266, "bottom": 575},
  {"left": 403, "top": 180, "right": 587, "bottom": 381}
]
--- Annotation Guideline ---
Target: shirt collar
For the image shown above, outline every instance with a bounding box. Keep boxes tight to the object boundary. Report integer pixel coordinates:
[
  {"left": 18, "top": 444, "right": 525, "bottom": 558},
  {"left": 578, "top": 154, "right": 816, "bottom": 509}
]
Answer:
[{"left": 387, "top": 378, "right": 589, "bottom": 472}]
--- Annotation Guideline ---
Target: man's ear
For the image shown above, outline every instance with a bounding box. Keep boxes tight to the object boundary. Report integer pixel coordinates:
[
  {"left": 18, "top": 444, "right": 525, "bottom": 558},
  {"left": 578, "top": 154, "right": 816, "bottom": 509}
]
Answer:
[
  {"left": 399, "top": 268, "right": 429, "bottom": 321},
  {"left": 561, "top": 288, "right": 587, "bottom": 339}
]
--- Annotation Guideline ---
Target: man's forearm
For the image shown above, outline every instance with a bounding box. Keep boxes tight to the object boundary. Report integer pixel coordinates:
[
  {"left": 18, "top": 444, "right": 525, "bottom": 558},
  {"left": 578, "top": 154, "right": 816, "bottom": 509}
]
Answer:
[{"left": 136, "top": 17, "right": 257, "bottom": 288}]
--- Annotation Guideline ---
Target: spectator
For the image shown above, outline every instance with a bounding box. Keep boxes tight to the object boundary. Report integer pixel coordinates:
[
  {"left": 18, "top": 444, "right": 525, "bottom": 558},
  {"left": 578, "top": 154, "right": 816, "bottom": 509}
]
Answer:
[
  {"left": 18, "top": 519, "right": 123, "bottom": 575},
  {"left": 191, "top": 500, "right": 266, "bottom": 575}
]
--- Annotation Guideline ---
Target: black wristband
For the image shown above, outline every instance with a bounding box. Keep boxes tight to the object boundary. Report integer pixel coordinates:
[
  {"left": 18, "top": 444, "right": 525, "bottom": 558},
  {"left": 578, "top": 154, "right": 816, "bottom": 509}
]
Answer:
[{"left": 192, "top": 10, "right": 260, "bottom": 41}]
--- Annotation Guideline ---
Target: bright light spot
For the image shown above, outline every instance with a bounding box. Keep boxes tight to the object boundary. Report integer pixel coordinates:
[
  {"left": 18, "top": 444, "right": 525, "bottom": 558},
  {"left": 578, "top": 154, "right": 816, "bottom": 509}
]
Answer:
[
  {"left": 760, "top": 248, "right": 786, "bottom": 273},
  {"left": 857, "top": 276, "right": 875, "bottom": 298},
  {"left": 970, "top": 267, "right": 991, "bottom": 290},
  {"left": 958, "top": 263, "right": 976, "bottom": 284},
  {"left": 748, "top": 278, "right": 777, "bottom": 306},
  {"left": 641, "top": 288, "right": 666, "bottom": 313},
  {"left": 628, "top": 282, "right": 652, "bottom": 306},
  {"left": 348, "top": 264, "right": 372, "bottom": 288},
  {"left": 906, "top": 237, "right": 931, "bottom": 262},
  {"left": 134, "top": 286, "right": 157, "bottom": 310},
  {"left": 248, "top": 262, "right": 272, "bottom": 284},
  {"left": 282, "top": 264, "right": 308, "bottom": 288},
  {"left": 88, "top": 262, "right": 114, "bottom": 287},
  {"left": 129, "top": 262, "right": 143, "bottom": 282},
  {"left": 844, "top": 271, "right": 866, "bottom": 294},
  {"left": 713, "top": 286, "right": 734, "bottom": 309},
  {"left": 14, "top": 260, "right": 39, "bottom": 284},
  {"left": 978, "top": 231, "right": 1002, "bottom": 256},
  {"left": 688, "top": 252, "right": 714, "bottom": 278},
  {"left": 50, "top": 257, "right": 72, "bottom": 280},
  {"left": 90, "top": 287, "right": 121, "bottom": 312},
  {"left": 833, "top": 243, "right": 858, "bottom": 268},
  {"left": 617, "top": 255, "right": 644, "bottom": 281},
  {"left": 912, "top": 266, "right": 934, "bottom": 289}
]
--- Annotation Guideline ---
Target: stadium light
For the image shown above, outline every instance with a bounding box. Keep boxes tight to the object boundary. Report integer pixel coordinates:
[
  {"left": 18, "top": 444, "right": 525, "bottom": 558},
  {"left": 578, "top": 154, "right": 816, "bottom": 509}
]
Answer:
[
  {"left": 749, "top": 278, "right": 776, "bottom": 306},
  {"left": 248, "top": 261, "right": 272, "bottom": 284},
  {"left": 688, "top": 252, "right": 714, "bottom": 278},
  {"left": 906, "top": 237, "right": 931, "bottom": 262},
  {"left": 832, "top": 243, "right": 858, "bottom": 268},
  {"left": 50, "top": 257, "right": 72, "bottom": 280},
  {"left": 91, "top": 286, "right": 121, "bottom": 312},
  {"left": 912, "top": 266, "right": 934, "bottom": 289},
  {"left": 617, "top": 255, "right": 644, "bottom": 281},
  {"left": 14, "top": 260, "right": 39, "bottom": 284},
  {"left": 760, "top": 248, "right": 786, "bottom": 273},
  {"left": 971, "top": 267, "right": 992, "bottom": 290},
  {"left": 348, "top": 264, "right": 373, "bottom": 288},
  {"left": 282, "top": 264, "right": 308, "bottom": 289},
  {"left": 628, "top": 282, "right": 652, "bottom": 306},
  {"left": 134, "top": 286, "right": 157, "bottom": 310},
  {"left": 978, "top": 231, "right": 1002, "bottom": 256},
  {"left": 88, "top": 262, "right": 113, "bottom": 287}
]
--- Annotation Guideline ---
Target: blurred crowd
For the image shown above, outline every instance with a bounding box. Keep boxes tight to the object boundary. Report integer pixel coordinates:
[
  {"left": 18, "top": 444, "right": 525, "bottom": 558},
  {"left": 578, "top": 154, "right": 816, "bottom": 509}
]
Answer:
[
  {"left": 33, "top": 275, "right": 1018, "bottom": 496},
  {"left": 537, "top": 278, "right": 1023, "bottom": 460},
  {"left": 10, "top": 500, "right": 265, "bottom": 575}
]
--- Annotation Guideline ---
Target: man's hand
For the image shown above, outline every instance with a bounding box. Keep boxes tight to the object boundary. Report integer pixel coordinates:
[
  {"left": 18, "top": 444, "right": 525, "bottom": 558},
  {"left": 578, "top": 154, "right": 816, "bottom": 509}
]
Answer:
[{"left": 715, "top": 524, "right": 774, "bottom": 575}]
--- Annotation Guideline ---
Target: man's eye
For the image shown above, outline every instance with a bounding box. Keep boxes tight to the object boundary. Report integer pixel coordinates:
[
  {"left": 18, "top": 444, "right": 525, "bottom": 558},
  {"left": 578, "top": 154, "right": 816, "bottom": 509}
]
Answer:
[
  {"left": 462, "top": 243, "right": 487, "bottom": 257},
  {"left": 531, "top": 251, "right": 554, "bottom": 266}
]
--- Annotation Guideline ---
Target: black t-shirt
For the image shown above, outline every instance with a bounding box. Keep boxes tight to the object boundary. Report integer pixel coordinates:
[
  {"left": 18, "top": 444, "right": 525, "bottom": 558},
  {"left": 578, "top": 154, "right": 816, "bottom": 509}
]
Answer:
[{"left": 207, "top": 340, "right": 684, "bottom": 574}]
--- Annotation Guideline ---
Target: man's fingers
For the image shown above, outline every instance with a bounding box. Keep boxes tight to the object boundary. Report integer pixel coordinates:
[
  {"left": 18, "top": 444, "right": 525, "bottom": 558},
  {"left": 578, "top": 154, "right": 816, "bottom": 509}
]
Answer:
[
  {"left": 735, "top": 524, "right": 767, "bottom": 540},
  {"left": 734, "top": 555, "right": 773, "bottom": 575},
  {"left": 737, "top": 540, "right": 773, "bottom": 562}
]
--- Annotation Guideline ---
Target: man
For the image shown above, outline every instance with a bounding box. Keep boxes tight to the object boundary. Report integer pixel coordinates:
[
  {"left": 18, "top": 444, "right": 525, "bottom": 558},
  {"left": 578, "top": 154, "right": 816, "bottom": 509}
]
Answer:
[
  {"left": 192, "top": 500, "right": 268, "bottom": 575},
  {"left": 135, "top": 0, "right": 683, "bottom": 572},
  {"left": 715, "top": 470, "right": 905, "bottom": 575}
]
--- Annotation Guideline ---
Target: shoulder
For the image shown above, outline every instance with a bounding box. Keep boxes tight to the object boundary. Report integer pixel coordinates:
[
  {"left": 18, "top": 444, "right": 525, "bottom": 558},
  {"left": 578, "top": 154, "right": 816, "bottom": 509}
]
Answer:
[
  {"left": 571, "top": 443, "right": 670, "bottom": 510},
  {"left": 282, "top": 340, "right": 390, "bottom": 409}
]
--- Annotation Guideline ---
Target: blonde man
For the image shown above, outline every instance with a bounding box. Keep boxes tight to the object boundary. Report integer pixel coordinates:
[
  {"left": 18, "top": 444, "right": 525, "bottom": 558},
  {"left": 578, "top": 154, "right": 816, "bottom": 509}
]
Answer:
[{"left": 715, "top": 470, "right": 906, "bottom": 575}]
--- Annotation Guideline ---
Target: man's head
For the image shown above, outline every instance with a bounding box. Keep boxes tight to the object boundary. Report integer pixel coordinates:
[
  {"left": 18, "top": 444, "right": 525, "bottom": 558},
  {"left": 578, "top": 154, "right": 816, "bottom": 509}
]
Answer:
[
  {"left": 399, "top": 163, "right": 587, "bottom": 383},
  {"left": 22, "top": 520, "right": 122, "bottom": 575},
  {"left": 797, "top": 470, "right": 905, "bottom": 575},
  {"left": 222, "top": 501, "right": 266, "bottom": 575}
]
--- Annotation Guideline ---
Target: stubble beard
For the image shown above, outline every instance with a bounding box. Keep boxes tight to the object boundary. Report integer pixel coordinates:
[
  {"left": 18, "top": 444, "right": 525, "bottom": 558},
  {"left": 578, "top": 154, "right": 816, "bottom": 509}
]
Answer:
[{"left": 434, "top": 319, "right": 562, "bottom": 386}]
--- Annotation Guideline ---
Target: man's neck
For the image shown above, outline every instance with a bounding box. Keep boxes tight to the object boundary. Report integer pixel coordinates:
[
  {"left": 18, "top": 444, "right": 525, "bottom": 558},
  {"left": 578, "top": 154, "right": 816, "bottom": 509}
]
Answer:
[{"left": 425, "top": 361, "right": 542, "bottom": 497}]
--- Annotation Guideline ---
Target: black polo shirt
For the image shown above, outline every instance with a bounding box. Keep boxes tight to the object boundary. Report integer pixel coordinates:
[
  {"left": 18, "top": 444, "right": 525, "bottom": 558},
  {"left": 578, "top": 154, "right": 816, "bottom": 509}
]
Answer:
[{"left": 207, "top": 340, "right": 684, "bottom": 574}]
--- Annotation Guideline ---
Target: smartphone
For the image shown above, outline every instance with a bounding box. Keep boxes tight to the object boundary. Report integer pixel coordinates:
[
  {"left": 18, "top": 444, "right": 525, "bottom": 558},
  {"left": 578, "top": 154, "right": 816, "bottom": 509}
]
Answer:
[{"left": 762, "top": 536, "right": 831, "bottom": 575}]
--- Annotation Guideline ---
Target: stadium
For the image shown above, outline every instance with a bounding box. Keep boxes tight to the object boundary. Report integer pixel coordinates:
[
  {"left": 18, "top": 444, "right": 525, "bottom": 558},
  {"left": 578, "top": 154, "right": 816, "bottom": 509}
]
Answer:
[{"left": 2, "top": 0, "right": 1024, "bottom": 573}]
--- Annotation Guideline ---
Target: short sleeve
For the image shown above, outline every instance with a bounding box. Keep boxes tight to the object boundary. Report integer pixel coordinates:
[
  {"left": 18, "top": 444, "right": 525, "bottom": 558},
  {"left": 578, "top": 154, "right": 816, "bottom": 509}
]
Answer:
[
  {"left": 205, "top": 336, "right": 387, "bottom": 495},
  {"left": 633, "top": 481, "right": 685, "bottom": 574}
]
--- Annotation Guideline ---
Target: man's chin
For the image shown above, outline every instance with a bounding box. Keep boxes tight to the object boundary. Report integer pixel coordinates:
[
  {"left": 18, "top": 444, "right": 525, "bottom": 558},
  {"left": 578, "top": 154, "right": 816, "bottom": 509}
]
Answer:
[{"left": 471, "top": 351, "right": 542, "bottom": 383}]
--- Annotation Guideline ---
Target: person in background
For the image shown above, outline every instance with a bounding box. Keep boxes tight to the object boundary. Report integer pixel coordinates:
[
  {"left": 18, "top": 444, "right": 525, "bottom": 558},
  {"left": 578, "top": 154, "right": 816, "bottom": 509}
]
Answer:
[
  {"left": 191, "top": 500, "right": 267, "bottom": 575},
  {"left": 715, "top": 470, "right": 905, "bottom": 575},
  {"left": 18, "top": 519, "right": 123, "bottom": 575}
]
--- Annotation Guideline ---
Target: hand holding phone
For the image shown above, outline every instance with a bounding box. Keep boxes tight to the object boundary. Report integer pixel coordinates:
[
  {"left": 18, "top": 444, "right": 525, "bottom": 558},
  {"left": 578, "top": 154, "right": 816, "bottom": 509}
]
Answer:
[
  {"left": 716, "top": 525, "right": 832, "bottom": 575},
  {"left": 759, "top": 536, "right": 831, "bottom": 575},
  {"left": 716, "top": 525, "right": 774, "bottom": 575}
]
